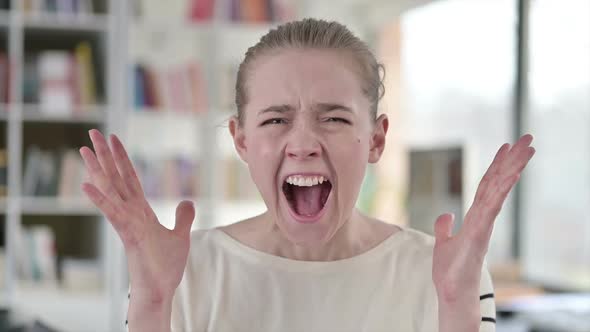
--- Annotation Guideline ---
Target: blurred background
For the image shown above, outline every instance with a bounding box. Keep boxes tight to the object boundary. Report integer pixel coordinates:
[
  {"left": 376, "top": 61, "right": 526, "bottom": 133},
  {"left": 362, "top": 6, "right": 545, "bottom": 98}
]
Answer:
[{"left": 0, "top": 0, "right": 587, "bottom": 331}]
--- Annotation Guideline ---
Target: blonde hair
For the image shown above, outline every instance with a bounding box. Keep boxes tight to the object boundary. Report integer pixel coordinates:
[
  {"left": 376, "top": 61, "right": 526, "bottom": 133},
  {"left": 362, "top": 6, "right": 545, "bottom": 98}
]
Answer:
[{"left": 235, "top": 18, "right": 385, "bottom": 125}]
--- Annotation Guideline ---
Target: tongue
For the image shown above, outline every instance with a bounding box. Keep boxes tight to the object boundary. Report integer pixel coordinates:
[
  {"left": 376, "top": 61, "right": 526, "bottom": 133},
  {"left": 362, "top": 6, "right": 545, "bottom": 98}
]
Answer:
[{"left": 292, "top": 185, "right": 324, "bottom": 216}]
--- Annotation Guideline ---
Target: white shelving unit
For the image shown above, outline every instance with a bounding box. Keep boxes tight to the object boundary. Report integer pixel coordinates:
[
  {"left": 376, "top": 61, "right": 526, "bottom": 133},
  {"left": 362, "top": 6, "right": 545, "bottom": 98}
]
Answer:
[
  {"left": 0, "top": 1, "right": 125, "bottom": 331},
  {"left": 122, "top": 0, "right": 279, "bottom": 232}
]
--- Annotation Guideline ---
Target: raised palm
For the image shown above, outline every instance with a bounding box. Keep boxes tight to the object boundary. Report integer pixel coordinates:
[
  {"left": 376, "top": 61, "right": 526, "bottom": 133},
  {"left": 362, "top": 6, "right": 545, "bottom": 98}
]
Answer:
[
  {"left": 80, "top": 129, "right": 195, "bottom": 301},
  {"left": 432, "top": 134, "right": 535, "bottom": 304}
]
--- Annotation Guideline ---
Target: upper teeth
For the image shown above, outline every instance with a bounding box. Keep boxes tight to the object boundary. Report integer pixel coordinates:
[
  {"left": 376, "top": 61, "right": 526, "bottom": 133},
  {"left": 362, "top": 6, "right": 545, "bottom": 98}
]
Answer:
[{"left": 286, "top": 175, "right": 326, "bottom": 187}]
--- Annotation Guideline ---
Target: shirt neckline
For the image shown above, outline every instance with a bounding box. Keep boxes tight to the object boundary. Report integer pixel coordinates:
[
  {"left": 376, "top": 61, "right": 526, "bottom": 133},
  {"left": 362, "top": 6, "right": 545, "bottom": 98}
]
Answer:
[{"left": 211, "top": 224, "right": 408, "bottom": 274}]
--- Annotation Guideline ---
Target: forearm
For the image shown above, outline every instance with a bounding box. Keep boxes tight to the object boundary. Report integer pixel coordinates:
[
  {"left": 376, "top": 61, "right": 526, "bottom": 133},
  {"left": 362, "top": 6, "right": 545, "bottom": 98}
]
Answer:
[{"left": 127, "top": 294, "right": 173, "bottom": 332}]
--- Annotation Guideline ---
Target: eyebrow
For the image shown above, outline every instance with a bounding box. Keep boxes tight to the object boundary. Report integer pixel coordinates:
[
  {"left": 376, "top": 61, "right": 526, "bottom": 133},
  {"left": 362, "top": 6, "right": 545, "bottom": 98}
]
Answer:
[
  {"left": 316, "top": 103, "right": 354, "bottom": 114},
  {"left": 257, "top": 103, "right": 354, "bottom": 116},
  {"left": 257, "top": 104, "right": 295, "bottom": 116}
]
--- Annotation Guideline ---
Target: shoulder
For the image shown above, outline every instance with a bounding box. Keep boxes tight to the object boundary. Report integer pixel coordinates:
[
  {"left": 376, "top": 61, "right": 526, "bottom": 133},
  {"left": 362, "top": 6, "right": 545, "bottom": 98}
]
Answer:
[
  {"left": 185, "top": 227, "right": 227, "bottom": 265},
  {"left": 186, "top": 221, "right": 258, "bottom": 262},
  {"left": 395, "top": 226, "right": 437, "bottom": 264},
  {"left": 189, "top": 227, "right": 218, "bottom": 247}
]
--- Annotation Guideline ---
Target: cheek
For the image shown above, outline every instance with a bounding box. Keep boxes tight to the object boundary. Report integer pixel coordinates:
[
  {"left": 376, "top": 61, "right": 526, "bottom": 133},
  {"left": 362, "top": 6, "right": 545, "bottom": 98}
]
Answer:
[
  {"left": 250, "top": 132, "right": 280, "bottom": 159},
  {"left": 327, "top": 132, "right": 369, "bottom": 162},
  {"left": 246, "top": 132, "right": 282, "bottom": 193},
  {"left": 327, "top": 134, "right": 370, "bottom": 184}
]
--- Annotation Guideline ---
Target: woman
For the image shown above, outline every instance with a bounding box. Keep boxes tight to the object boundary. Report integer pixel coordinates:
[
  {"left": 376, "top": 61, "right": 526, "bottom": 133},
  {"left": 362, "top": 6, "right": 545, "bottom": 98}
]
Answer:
[{"left": 80, "top": 18, "right": 535, "bottom": 332}]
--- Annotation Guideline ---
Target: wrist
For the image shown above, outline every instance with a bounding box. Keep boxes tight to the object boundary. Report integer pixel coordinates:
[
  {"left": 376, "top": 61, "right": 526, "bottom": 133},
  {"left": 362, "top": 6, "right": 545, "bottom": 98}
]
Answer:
[
  {"left": 438, "top": 299, "right": 480, "bottom": 332},
  {"left": 128, "top": 292, "right": 174, "bottom": 332}
]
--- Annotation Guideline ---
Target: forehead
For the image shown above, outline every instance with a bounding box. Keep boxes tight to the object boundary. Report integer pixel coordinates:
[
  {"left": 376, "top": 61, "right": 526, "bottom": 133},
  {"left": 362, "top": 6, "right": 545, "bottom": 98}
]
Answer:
[{"left": 245, "top": 49, "right": 366, "bottom": 111}]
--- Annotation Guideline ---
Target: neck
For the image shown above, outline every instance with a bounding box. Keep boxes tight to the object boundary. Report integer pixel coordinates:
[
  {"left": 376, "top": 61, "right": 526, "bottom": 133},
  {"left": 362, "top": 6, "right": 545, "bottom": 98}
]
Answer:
[{"left": 259, "top": 210, "right": 382, "bottom": 261}]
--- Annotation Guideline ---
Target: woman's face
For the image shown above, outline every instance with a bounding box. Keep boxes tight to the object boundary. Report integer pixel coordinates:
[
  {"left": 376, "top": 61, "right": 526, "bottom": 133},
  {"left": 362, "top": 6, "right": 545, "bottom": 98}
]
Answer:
[{"left": 230, "top": 48, "right": 388, "bottom": 247}]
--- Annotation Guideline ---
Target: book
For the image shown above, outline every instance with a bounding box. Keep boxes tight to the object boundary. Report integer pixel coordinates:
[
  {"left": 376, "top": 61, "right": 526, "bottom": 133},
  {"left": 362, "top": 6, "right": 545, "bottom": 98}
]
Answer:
[
  {"left": 35, "top": 149, "right": 60, "bottom": 196},
  {"left": 38, "top": 50, "right": 75, "bottom": 115},
  {"left": 188, "top": 0, "right": 215, "bottom": 22},
  {"left": 132, "top": 154, "right": 199, "bottom": 199},
  {"left": 0, "top": 148, "right": 7, "bottom": 197},
  {"left": 23, "top": 55, "right": 39, "bottom": 104},
  {"left": 138, "top": 0, "right": 294, "bottom": 23},
  {"left": 74, "top": 41, "right": 97, "bottom": 107},
  {"left": 57, "top": 148, "right": 84, "bottom": 197},
  {"left": 240, "top": 0, "right": 267, "bottom": 23},
  {"left": 132, "top": 61, "right": 208, "bottom": 113},
  {"left": 23, "top": 145, "right": 43, "bottom": 196},
  {"left": 222, "top": 157, "right": 259, "bottom": 200},
  {"left": 16, "top": 225, "right": 58, "bottom": 285},
  {"left": 22, "top": 0, "right": 94, "bottom": 16},
  {"left": 0, "top": 52, "right": 9, "bottom": 104},
  {"left": 225, "top": 0, "right": 294, "bottom": 23},
  {"left": 219, "top": 63, "right": 238, "bottom": 111},
  {"left": 23, "top": 146, "right": 72, "bottom": 197},
  {"left": 24, "top": 41, "right": 99, "bottom": 114}
]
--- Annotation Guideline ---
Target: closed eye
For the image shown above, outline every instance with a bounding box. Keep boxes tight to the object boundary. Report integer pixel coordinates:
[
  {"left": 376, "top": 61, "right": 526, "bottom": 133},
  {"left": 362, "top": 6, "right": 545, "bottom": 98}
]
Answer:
[
  {"left": 260, "top": 118, "right": 288, "bottom": 126},
  {"left": 324, "top": 117, "right": 351, "bottom": 124}
]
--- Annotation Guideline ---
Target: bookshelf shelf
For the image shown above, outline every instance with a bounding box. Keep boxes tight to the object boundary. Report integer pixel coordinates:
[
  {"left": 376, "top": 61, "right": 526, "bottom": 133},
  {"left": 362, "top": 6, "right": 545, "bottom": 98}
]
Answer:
[
  {"left": 21, "top": 13, "right": 109, "bottom": 32},
  {"left": 20, "top": 197, "right": 100, "bottom": 216},
  {"left": 130, "top": 19, "right": 278, "bottom": 33},
  {"left": 129, "top": 108, "right": 206, "bottom": 120},
  {"left": 21, "top": 104, "right": 106, "bottom": 124},
  {"left": 130, "top": 19, "right": 216, "bottom": 33}
]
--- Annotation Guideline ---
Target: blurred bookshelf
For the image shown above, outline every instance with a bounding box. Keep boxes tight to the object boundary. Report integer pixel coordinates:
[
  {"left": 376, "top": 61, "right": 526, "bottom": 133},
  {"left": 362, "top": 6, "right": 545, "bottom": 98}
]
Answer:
[
  {"left": 0, "top": 0, "right": 123, "bottom": 331},
  {"left": 124, "top": 0, "right": 294, "bottom": 232}
]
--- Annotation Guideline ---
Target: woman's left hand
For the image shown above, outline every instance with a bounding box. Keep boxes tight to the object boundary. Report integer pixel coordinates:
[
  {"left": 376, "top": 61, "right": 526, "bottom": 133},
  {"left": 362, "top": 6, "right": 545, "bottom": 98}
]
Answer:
[{"left": 432, "top": 134, "right": 535, "bottom": 332}]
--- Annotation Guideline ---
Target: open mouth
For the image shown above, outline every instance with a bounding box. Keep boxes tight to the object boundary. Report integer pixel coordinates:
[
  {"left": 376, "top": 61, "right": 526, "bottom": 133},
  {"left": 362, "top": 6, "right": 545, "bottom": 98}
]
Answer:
[{"left": 282, "top": 175, "right": 332, "bottom": 222}]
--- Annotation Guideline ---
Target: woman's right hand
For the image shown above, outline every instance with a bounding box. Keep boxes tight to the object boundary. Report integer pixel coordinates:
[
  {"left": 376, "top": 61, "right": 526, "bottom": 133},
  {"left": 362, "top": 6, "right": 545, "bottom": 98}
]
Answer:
[{"left": 79, "top": 129, "right": 195, "bottom": 305}]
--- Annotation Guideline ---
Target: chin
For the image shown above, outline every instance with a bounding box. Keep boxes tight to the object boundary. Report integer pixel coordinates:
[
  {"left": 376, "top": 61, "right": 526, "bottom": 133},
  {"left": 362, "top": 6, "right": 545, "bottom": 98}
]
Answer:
[{"left": 277, "top": 195, "right": 339, "bottom": 247}]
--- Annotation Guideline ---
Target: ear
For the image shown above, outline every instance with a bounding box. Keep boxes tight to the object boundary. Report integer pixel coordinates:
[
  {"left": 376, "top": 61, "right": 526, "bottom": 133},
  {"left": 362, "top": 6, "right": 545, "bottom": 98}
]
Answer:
[
  {"left": 368, "top": 114, "right": 388, "bottom": 163},
  {"left": 229, "top": 116, "right": 248, "bottom": 163}
]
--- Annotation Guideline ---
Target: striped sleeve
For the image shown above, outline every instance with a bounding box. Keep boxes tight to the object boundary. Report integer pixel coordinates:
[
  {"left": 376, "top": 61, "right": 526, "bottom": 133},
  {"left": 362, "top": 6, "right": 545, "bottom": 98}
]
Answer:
[
  {"left": 125, "top": 288, "right": 130, "bottom": 332},
  {"left": 479, "top": 265, "right": 497, "bottom": 332}
]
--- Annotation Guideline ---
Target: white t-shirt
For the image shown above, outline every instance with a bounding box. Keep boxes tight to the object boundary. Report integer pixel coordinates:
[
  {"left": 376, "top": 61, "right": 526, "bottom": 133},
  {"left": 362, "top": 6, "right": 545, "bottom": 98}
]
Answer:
[{"left": 126, "top": 225, "right": 496, "bottom": 332}]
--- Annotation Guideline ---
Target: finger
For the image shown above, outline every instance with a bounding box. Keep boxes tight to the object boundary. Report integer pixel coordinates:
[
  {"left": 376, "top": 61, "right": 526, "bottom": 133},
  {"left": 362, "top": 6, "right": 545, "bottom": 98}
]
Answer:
[
  {"left": 507, "top": 134, "right": 533, "bottom": 158},
  {"left": 88, "top": 129, "right": 130, "bottom": 201},
  {"left": 434, "top": 213, "right": 454, "bottom": 242},
  {"left": 505, "top": 146, "right": 536, "bottom": 176},
  {"left": 503, "top": 134, "right": 533, "bottom": 169},
  {"left": 174, "top": 200, "right": 196, "bottom": 237},
  {"left": 109, "top": 134, "right": 145, "bottom": 199},
  {"left": 474, "top": 142, "right": 534, "bottom": 209},
  {"left": 488, "top": 135, "right": 532, "bottom": 177},
  {"left": 492, "top": 143, "right": 511, "bottom": 166},
  {"left": 480, "top": 142, "right": 511, "bottom": 186},
  {"left": 466, "top": 172, "right": 521, "bottom": 241},
  {"left": 480, "top": 143, "right": 511, "bottom": 185},
  {"left": 81, "top": 181, "right": 126, "bottom": 234},
  {"left": 483, "top": 173, "right": 520, "bottom": 221},
  {"left": 79, "top": 146, "right": 125, "bottom": 204}
]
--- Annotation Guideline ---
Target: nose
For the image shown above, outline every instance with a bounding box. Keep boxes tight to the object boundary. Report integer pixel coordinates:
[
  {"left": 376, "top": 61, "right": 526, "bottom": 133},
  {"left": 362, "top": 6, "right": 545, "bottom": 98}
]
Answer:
[{"left": 285, "top": 124, "right": 321, "bottom": 160}]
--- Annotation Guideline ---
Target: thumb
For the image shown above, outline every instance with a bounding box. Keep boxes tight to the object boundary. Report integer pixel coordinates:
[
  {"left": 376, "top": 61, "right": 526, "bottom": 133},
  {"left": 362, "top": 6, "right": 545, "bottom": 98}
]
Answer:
[
  {"left": 174, "top": 200, "right": 196, "bottom": 236},
  {"left": 434, "top": 213, "right": 454, "bottom": 242}
]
